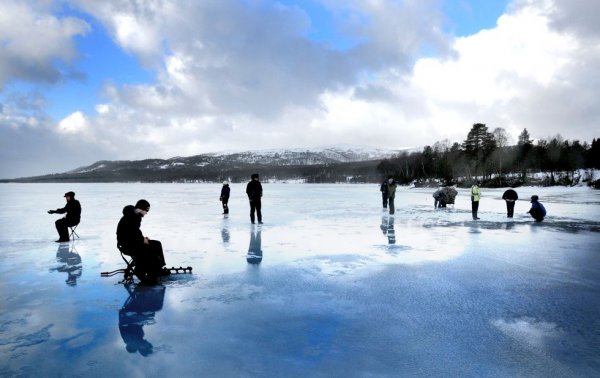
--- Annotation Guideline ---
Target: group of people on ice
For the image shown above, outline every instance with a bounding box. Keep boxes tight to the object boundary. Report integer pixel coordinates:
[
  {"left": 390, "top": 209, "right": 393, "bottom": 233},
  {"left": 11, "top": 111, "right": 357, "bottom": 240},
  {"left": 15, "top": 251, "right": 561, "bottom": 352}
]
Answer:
[
  {"left": 47, "top": 174, "right": 265, "bottom": 285},
  {"left": 380, "top": 176, "right": 547, "bottom": 222},
  {"left": 47, "top": 173, "right": 548, "bottom": 285}
]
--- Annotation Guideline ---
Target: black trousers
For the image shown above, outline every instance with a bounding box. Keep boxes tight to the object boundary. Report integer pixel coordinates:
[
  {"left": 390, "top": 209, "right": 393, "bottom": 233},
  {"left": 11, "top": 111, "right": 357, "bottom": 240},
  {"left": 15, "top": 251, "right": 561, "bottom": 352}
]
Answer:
[
  {"left": 382, "top": 193, "right": 388, "bottom": 208},
  {"left": 221, "top": 199, "right": 229, "bottom": 214},
  {"left": 472, "top": 201, "right": 479, "bottom": 219},
  {"left": 388, "top": 197, "right": 395, "bottom": 215},
  {"left": 250, "top": 199, "right": 262, "bottom": 223},
  {"left": 529, "top": 209, "right": 544, "bottom": 222},
  {"left": 506, "top": 201, "right": 515, "bottom": 217},
  {"left": 55, "top": 218, "right": 78, "bottom": 241},
  {"left": 133, "top": 240, "right": 166, "bottom": 284}
]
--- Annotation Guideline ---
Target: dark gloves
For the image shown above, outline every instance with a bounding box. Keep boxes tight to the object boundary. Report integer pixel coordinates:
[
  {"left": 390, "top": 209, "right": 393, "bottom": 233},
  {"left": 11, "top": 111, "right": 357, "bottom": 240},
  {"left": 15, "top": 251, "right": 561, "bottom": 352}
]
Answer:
[{"left": 48, "top": 210, "right": 55, "bottom": 214}]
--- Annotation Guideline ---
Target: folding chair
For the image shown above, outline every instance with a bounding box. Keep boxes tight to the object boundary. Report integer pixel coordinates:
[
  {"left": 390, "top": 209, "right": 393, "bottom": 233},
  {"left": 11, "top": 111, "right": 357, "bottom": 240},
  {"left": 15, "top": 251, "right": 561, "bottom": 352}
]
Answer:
[
  {"left": 100, "top": 245, "right": 136, "bottom": 284},
  {"left": 69, "top": 224, "right": 80, "bottom": 240}
]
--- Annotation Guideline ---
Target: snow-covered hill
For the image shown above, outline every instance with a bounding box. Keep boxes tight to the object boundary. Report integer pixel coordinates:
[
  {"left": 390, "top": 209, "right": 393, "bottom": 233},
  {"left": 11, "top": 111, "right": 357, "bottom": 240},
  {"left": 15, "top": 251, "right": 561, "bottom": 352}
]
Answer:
[{"left": 69, "top": 145, "right": 403, "bottom": 174}]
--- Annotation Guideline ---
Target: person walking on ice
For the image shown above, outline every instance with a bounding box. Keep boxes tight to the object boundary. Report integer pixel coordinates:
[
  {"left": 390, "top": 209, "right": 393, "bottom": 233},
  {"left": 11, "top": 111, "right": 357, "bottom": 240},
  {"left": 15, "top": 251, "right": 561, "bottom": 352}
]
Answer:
[
  {"left": 471, "top": 180, "right": 481, "bottom": 220},
  {"left": 246, "top": 173, "right": 263, "bottom": 224},
  {"left": 220, "top": 181, "right": 230, "bottom": 215},
  {"left": 387, "top": 175, "right": 397, "bottom": 215},
  {"left": 380, "top": 178, "right": 389, "bottom": 209},
  {"left": 502, "top": 188, "right": 518, "bottom": 218}
]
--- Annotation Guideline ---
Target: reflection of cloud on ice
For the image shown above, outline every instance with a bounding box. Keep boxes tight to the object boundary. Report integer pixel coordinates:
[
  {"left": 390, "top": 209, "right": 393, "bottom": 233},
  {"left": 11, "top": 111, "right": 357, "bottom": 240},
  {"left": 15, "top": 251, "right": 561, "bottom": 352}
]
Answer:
[
  {"left": 297, "top": 254, "right": 371, "bottom": 277},
  {"left": 380, "top": 222, "right": 465, "bottom": 264},
  {"left": 492, "top": 317, "right": 562, "bottom": 350}
]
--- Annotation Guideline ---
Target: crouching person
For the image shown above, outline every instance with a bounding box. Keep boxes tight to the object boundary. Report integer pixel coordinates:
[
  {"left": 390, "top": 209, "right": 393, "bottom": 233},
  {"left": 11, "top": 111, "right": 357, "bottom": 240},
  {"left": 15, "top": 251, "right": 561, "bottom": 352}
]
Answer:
[
  {"left": 527, "top": 195, "right": 547, "bottom": 222},
  {"left": 116, "top": 199, "right": 169, "bottom": 285}
]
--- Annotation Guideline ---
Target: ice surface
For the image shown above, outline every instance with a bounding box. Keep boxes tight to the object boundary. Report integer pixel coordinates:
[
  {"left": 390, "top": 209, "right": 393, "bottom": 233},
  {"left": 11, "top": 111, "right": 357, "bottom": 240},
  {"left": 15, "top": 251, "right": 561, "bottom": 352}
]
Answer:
[{"left": 0, "top": 183, "right": 599, "bottom": 377}]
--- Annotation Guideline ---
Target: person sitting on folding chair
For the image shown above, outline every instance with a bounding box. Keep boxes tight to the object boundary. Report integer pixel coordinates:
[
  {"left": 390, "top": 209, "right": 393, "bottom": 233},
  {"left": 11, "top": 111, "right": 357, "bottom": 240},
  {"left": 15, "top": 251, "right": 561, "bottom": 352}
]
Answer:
[
  {"left": 116, "top": 199, "right": 170, "bottom": 285},
  {"left": 48, "top": 191, "right": 81, "bottom": 243}
]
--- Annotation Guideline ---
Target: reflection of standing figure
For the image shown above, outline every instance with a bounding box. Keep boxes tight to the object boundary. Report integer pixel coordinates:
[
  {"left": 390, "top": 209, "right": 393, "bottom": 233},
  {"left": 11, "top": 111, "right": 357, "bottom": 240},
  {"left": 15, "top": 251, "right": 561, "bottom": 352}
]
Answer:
[
  {"left": 386, "top": 216, "right": 396, "bottom": 245},
  {"left": 221, "top": 219, "right": 230, "bottom": 245},
  {"left": 380, "top": 215, "right": 388, "bottom": 235},
  {"left": 247, "top": 228, "right": 263, "bottom": 264},
  {"left": 220, "top": 181, "right": 230, "bottom": 215},
  {"left": 502, "top": 188, "right": 518, "bottom": 218},
  {"left": 246, "top": 173, "right": 263, "bottom": 224},
  {"left": 52, "top": 243, "right": 82, "bottom": 286},
  {"left": 380, "top": 179, "right": 389, "bottom": 209},
  {"left": 119, "top": 284, "right": 166, "bottom": 356}
]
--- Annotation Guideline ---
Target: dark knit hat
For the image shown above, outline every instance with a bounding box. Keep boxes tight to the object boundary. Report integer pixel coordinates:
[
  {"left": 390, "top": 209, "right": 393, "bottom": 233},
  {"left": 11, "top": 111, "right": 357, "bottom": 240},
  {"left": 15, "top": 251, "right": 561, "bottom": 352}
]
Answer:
[
  {"left": 251, "top": 173, "right": 259, "bottom": 179},
  {"left": 530, "top": 195, "right": 539, "bottom": 202},
  {"left": 135, "top": 199, "right": 151, "bottom": 211},
  {"left": 64, "top": 191, "right": 75, "bottom": 198}
]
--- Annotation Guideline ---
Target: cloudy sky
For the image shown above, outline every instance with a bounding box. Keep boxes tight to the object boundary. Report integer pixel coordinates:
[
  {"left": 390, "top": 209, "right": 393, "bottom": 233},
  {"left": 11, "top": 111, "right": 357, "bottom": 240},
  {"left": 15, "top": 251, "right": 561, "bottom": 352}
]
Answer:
[{"left": 1, "top": 0, "right": 599, "bottom": 178}]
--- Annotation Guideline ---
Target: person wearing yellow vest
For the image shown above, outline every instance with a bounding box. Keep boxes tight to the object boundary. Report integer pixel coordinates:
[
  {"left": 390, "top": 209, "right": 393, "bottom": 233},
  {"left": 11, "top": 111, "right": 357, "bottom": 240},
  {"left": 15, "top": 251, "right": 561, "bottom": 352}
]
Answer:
[{"left": 471, "top": 181, "right": 481, "bottom": 220}]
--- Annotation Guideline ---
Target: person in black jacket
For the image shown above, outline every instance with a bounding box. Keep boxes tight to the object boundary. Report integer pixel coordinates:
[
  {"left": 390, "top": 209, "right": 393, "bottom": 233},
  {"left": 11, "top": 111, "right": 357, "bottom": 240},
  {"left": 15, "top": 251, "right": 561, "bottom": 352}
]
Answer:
[
  {"left": 220, "top": 181, "right": 230, "bottom": 215},
  {"left": 246, "top": 173, "right": 263, "bottom": 224},
  {"left": 48, "top": 191, "right": 81, "bottom": 242},
  {"left": 502, "top": 188, "right": 518, "bottom": 218},
  {"left": 116, "top": 199, "right": 168, "bottom": 285},
  {"left": 380, "top": 179, "right": 389, "bottom": 209}
]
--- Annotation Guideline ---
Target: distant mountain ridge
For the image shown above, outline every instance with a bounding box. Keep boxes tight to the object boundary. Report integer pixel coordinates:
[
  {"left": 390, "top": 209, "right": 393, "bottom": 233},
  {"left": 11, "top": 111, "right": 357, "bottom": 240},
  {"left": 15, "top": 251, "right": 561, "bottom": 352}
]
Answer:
[{"left": 7, "top": 145, "right": 404, "bottom": 183}]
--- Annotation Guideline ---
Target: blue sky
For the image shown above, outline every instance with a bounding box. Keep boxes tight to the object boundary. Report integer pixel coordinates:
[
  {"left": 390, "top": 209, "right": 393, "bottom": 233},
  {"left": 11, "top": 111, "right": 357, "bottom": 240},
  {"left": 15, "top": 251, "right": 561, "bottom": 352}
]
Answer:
[{"left": 1, "top": 0, "right": 599, "bottom": 178}]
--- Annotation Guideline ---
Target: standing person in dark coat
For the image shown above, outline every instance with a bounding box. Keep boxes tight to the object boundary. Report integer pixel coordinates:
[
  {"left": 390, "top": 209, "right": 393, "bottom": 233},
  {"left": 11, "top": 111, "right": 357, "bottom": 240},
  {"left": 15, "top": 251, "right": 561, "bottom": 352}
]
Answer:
[
  {"left": 246, "top": 173, "right": 263, "bottom": 224},
  {"left": 527, "top": 195, "right": 546, "bottom": 222},
  {"left": 116, "top": 199, "right": 169, "bottom": 285},
  {"left": 502, "top": 188, "right": 518, "bottom": 218},
  {"left": 220, "top": 181, "right": 230, "bottom": 215},
  {"left": 48, "top": 191, "right": 81, "bottom": 242},
  {"left": 380, "top": 179, "right": 389, "bottom": 209},
  {"left": 471, "top": 181, "right": 481, "bottom": 220},
  {"left": 387, "top": 176, "right": 397, "bottom": 215}
]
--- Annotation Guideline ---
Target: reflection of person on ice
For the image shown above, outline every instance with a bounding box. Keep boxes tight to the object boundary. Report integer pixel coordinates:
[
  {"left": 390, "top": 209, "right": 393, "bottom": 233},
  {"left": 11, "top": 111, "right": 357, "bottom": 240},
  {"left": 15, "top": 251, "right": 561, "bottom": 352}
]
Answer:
[
  {"left": 116, "top": 199, "right": 169, "bottom": 285},
  {"left": 527, "top": 195, "right": 546, "bottom": 222},
  {"left": 119, "top": 284, "right": 165, "bottom": 356},
  {"left": 220, "top": 181, "right": 230, "bottom": 215}
]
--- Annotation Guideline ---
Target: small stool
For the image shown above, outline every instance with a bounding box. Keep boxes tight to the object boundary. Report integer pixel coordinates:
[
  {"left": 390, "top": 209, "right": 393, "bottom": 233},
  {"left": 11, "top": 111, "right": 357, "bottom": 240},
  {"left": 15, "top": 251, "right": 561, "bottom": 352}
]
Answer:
[{"left": 69, "top": 225, "right": 79, "bottom": 240}]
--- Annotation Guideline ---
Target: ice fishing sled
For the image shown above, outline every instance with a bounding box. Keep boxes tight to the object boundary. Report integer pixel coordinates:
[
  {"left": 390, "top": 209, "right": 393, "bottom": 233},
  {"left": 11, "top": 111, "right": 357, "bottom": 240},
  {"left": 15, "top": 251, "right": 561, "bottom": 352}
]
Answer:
[{"left": 101, "top": 245, "right": 192, "bottom": 284}]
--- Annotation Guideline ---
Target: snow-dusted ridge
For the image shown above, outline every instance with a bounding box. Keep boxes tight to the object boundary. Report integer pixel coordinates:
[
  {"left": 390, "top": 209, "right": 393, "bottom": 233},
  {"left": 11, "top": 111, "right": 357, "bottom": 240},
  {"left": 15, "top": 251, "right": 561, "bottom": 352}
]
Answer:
[{"left": 68, "top": 145, "right": 407, "bottom": 173}]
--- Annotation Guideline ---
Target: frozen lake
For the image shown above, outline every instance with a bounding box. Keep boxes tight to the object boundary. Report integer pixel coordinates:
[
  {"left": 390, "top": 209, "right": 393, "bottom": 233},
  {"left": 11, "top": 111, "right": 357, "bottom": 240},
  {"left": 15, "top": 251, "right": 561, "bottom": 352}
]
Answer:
[{"left": 1, "top": 183, "right": 599, "bottom": 377}]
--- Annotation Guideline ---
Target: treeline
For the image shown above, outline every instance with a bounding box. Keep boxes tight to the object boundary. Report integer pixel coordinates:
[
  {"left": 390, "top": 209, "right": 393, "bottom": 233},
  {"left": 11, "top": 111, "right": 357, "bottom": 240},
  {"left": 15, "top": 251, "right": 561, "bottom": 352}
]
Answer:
[{"left": 377, "top": 123, "right": 600, "bottom": 188}]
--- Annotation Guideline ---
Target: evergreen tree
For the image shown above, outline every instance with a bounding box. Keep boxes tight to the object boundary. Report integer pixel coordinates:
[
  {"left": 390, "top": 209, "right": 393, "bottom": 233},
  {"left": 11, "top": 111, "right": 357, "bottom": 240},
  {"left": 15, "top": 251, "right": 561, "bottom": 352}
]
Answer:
[{"left": 462, "top": 123, "right": 496, "bottom": 179}]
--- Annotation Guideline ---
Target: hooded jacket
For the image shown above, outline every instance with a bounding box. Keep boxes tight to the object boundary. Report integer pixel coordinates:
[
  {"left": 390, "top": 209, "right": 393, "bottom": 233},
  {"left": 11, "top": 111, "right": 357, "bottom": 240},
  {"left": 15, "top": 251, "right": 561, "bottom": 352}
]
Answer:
[{"left": 116, "top": 205, "right": 144, "bottom": 252}]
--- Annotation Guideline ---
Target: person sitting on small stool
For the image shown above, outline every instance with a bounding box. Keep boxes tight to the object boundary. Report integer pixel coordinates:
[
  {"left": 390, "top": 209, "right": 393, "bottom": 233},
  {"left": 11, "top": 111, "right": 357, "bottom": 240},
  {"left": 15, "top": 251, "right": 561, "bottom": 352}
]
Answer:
[{"left": 48, "top": 191, "right": 81, "bottom": 243}]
